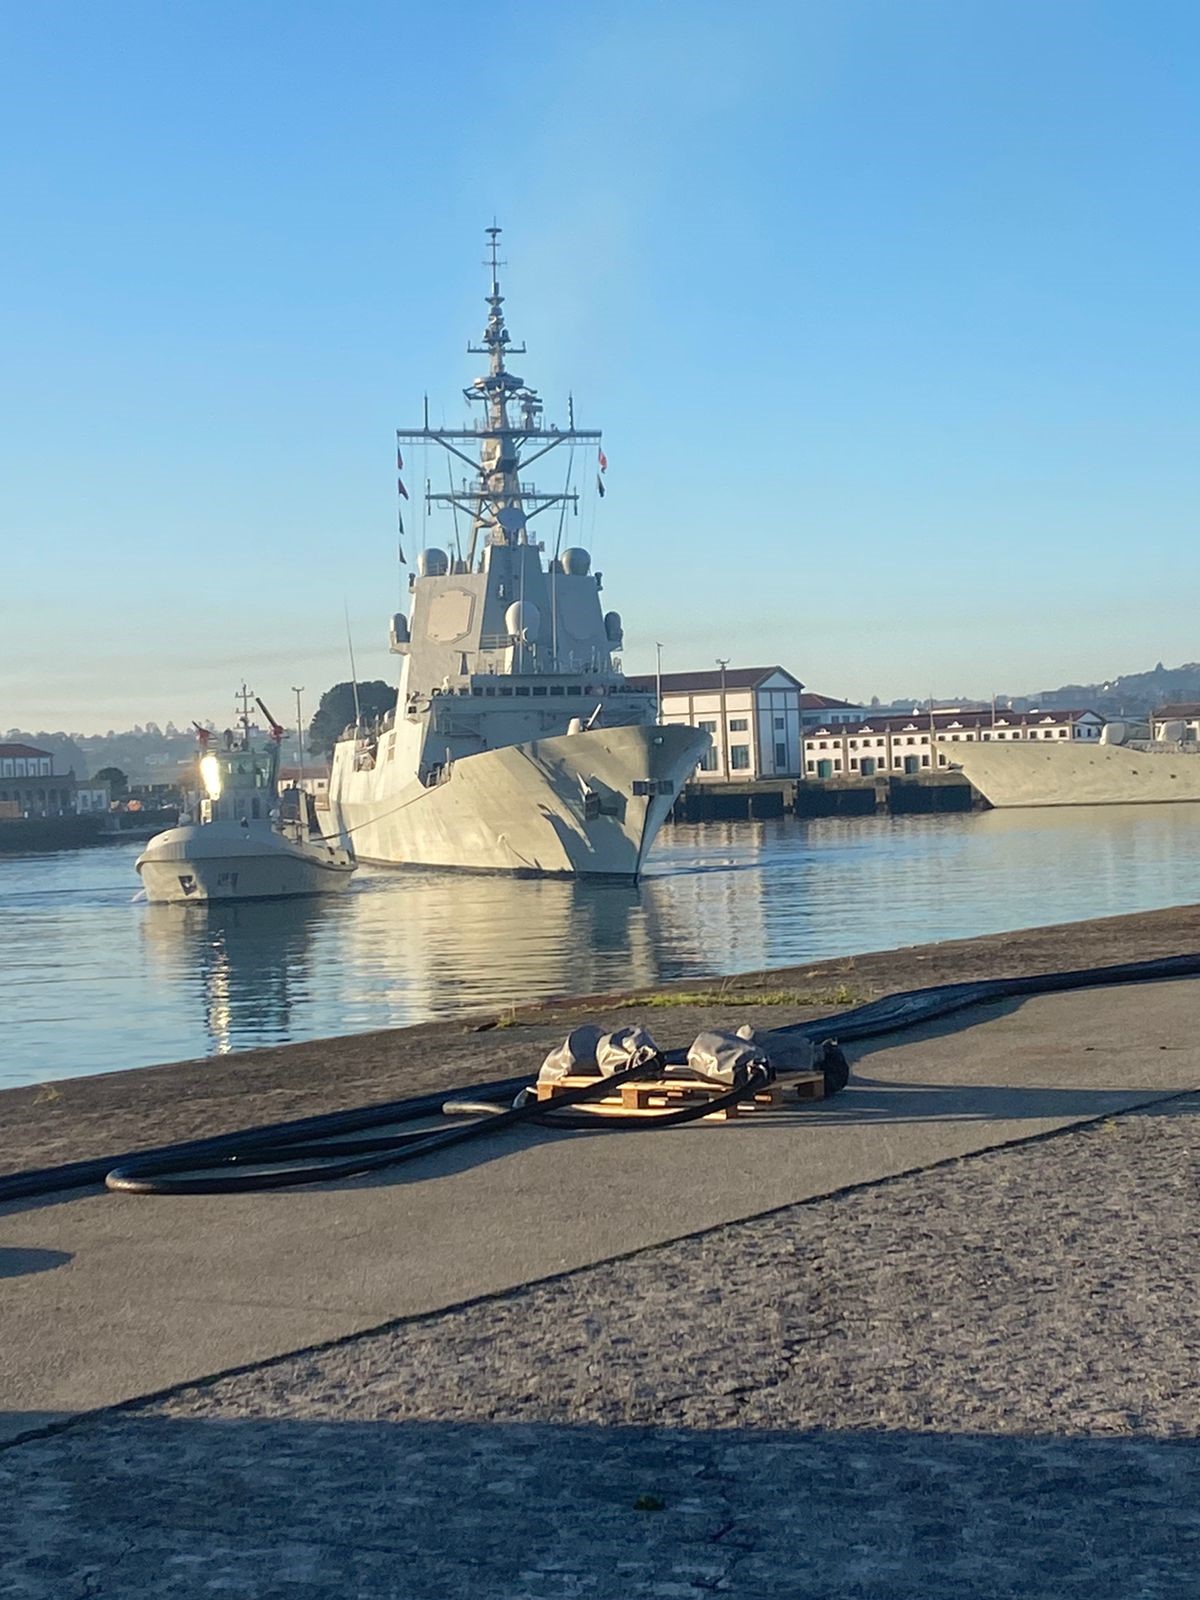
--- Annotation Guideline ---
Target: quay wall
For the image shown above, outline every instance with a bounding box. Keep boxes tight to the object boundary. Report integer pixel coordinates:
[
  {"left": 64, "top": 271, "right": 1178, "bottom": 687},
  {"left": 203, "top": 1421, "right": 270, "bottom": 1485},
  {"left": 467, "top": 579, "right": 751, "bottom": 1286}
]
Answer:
[{"left": 675, "top": 773, "right": 979, "bottom": 821}]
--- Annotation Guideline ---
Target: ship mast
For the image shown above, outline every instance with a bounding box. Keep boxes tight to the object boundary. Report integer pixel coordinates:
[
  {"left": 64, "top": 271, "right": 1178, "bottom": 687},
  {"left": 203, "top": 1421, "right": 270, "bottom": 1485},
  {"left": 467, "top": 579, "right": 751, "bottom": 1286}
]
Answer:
[{"left": 396, "top": 226, "right": 601, "bottom": 569}]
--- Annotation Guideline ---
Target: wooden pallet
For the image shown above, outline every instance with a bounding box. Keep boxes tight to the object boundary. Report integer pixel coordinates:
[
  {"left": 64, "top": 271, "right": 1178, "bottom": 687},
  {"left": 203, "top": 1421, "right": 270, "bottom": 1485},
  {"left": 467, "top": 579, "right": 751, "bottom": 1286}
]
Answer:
[{"left": 534, "top": 1070, "right": 824, "bottom": 1120}]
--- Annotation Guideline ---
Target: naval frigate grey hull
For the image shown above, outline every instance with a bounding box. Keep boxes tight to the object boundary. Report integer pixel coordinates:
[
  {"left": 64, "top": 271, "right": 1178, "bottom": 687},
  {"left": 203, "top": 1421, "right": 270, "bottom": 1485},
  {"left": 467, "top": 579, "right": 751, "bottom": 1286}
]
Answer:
[
  {"left": 331, "top": 723, "right": 706, "bottom": 877},
  {"left": 943, "top": 739, "right": 1200, "bottom": 808}
]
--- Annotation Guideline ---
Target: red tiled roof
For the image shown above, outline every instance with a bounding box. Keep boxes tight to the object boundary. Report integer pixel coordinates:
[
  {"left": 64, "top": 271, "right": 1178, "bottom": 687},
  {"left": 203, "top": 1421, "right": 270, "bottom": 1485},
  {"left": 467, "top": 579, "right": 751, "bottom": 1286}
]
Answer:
[
  {"left": 799, "top": 693, "right": 860, "bottom": 710},
  {"left": 625, "top": 667, "right": 804, "bottom": 694},
  {"left": 0, "top": 743, "right": 52, "bottom": 759},
  {"left": 805, "top": 708, "right": 1103, "bottom": 737}
]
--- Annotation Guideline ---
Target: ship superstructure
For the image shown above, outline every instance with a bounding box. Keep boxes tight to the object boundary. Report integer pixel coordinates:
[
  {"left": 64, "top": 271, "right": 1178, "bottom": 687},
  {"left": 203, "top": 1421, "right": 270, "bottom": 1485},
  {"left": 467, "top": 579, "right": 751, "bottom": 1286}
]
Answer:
[{"left": 325, "top": 229, "right": 708, "bottom": 877}]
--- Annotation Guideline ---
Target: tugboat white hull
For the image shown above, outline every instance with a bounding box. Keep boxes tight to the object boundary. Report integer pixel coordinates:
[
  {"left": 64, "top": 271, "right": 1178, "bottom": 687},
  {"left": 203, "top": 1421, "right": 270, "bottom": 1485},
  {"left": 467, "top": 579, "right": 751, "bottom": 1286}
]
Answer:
[
  {"left": 328, "top": 723, "right": 706, "bottom": 878},
  {"left": 136, "top": 822, "right": 356, "bottom": 903}
]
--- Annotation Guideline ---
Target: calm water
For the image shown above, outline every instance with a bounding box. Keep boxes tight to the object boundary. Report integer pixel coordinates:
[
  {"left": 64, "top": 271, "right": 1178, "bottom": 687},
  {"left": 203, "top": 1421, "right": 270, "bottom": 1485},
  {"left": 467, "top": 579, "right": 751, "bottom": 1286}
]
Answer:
[{"left": 1, "top": 807, "right": 1197, "bottom": 1088}]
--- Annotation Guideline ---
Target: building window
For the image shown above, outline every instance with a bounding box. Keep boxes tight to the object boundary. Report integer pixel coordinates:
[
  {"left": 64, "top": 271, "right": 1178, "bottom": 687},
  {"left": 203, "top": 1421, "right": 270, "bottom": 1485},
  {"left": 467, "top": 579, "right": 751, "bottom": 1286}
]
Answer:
[
  {"left": 922, "top": 755, "right": 930, "bottom": 767},
  {"left": 806, "top": 760, "right": 815, "bottom": 772},
  {"left": 730, "top": 745, "right": 750, "bottom": 771},
  {"left": 850, "top": 758, "right": 858, "bottom": 770},
  {"left": 775, "top": 742, "right": 787, "bottom": 768},
  {"left": 699, "top": 748, "right": 718, "bottom": 772},
  {"left": 728, "top": 718, "right": 748, "bottom": 732},
  {"left": 774, "top": 716, "right": 785, "bottom": 730},
  {"left": 699, "top": 720, "right": 717, "bottom": 733}
]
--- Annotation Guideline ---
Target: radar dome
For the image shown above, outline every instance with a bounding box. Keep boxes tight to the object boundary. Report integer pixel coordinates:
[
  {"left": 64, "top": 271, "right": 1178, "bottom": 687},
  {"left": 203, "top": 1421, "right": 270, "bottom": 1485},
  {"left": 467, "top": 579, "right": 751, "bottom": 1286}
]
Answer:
[
  {"left": 604, "top": 611, "right": 624, "bottom": 644},
  {"left": 504, "top": 600, "right": 541, "bottom": 642},
  {"left": 560, "top": 547, "right": 591, "bottom": 576},
  {"left": 417, "top": 548, "right": 449, "bottom": 577}
]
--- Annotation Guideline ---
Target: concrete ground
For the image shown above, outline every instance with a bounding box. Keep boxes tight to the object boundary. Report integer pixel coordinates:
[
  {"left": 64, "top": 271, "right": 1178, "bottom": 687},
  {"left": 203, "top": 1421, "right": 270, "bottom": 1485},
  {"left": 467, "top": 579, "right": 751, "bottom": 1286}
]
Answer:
[{"left": 2, "top": 973, "right": 1199, "bottom": 1595}]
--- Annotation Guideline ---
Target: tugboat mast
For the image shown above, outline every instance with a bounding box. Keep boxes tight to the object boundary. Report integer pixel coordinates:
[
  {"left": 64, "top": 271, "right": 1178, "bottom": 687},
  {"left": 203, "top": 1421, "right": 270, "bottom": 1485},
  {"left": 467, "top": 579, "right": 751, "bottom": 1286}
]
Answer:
[{"left": 396, "top": 225, "right": 602, "bottom": 569}]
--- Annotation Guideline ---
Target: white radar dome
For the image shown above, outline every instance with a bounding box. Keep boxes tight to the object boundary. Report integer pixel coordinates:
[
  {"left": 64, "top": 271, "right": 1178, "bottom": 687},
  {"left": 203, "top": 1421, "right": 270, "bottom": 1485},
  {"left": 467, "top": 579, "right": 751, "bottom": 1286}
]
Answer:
[
  {"left": 417, "top": 548, "right": 449, "bottom": 577},
  {"left": 504, "top": 600, "right": 541, "bottom": 642},
  {"left": 560, "top": 547, "right": 591, "bottom": 575}
]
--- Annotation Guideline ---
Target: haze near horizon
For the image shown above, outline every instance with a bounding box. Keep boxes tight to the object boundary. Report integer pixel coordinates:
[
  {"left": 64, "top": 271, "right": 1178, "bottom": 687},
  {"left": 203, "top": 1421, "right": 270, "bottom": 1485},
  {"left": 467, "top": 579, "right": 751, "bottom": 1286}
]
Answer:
[{"left": 2, "top": 0, "right": 1197, "bottom": 734}]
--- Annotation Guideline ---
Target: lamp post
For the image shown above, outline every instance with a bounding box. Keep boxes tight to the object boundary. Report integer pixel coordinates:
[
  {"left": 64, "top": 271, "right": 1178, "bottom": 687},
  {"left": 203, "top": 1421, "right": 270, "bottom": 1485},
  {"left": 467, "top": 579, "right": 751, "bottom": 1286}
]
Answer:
[
  {"left": 291, "top": 687, "right": 305, "bottom": 788},
  {"left": 716, "top": 658, "right": 730, "bottom": 780},
  {"left": 655, "top": 642, "right": 664, "bottom": 721}
]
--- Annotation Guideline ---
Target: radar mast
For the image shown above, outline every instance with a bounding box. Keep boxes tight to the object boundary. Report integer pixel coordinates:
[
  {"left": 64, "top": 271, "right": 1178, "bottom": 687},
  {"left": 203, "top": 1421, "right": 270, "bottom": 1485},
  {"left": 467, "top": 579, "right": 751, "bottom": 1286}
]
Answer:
[{"left": 396, "top": 226, "right": 601, "bottom": 568}]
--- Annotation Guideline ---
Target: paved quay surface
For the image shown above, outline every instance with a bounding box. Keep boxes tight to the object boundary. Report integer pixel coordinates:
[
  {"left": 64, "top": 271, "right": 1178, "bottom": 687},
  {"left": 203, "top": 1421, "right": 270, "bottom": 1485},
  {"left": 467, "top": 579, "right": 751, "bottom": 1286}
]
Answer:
[
  {"left": 1, "top": 957, "right": 1200, "bottom": 1595},
  {"left": 3, "top": 1075, "right": 1199, "bottom": 1595},
  {"left": 2, "top": 979, "right": 1198, "bottom": 1443}
]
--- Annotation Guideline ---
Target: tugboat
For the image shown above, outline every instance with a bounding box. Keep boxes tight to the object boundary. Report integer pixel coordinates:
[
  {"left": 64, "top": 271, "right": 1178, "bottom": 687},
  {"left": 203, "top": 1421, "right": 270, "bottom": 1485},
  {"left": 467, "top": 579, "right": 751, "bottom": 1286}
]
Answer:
[
  {"left": 324, "top": 226, "right": 710, "bottom": 878},
  {"left": 136, "top": 689, "right": 356, "bottom": 903}
]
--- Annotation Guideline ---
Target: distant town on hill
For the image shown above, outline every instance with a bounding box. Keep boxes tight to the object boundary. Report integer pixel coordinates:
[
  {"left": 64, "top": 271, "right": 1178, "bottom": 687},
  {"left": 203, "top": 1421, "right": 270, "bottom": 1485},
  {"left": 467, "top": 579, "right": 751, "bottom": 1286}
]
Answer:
[
  {"left": 883, "top": 662, "right": 1200, "bottom": 721},
  {"left": 6, "top": 660, "right": 1200, "bottom": 781}
]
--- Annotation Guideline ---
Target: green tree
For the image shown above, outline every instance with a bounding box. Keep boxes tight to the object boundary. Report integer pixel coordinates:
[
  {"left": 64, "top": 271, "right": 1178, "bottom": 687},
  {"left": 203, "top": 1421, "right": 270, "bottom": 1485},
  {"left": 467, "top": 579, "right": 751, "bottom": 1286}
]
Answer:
[
  {"left": 307, "top": 681, "right": 397, "bottom": 759},
  {"left": 93, "top": 766, "right": 129, "bottom": 795}
]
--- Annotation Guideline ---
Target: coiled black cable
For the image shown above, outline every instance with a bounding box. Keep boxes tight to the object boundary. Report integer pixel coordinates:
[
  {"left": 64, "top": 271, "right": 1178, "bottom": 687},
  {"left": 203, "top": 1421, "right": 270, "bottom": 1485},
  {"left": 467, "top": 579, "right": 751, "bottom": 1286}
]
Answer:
[
  {"left": 3, "top": 950, "right": 1197, "bottom": 1203},
  {"left": 103, "top": 1057, "right": 773, "bottom": 1195}
]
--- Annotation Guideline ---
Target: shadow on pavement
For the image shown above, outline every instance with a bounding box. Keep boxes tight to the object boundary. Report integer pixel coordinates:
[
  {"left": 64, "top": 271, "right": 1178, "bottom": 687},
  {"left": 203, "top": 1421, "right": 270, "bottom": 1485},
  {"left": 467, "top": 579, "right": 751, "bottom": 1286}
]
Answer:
[{"left": 1, "top": 1411, "right": 1197, "bottom": 1598}]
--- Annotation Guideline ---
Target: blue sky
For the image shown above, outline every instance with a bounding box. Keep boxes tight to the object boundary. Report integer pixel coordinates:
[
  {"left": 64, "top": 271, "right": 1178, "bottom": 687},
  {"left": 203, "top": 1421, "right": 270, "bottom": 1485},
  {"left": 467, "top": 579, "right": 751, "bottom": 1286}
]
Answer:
[{"left": 2, "top": 0, "right": 1197, "bottom": 732}]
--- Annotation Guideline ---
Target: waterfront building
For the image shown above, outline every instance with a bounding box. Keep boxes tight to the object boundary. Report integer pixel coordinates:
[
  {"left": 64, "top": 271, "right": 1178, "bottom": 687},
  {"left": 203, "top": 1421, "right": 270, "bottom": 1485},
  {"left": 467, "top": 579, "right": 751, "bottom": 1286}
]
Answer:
[
  {"left": 802, "top": 708, "right": 1104, "bottom": 779},
  {"left": 625, "top": 667, "right": 810, "bottom": 781},
  {"left": 799, "top": 692, "right": 867, "bottom": 730},
  {"left": 0, "top": 742, "right": 77, "bottom": 817},
  {"left": 1151, "top": 704, "right": 1200, "bottom": 741},
  {"left": 0, "top": 741, "right": 114, "bottom": 817},
  {"left": 278, "top": 765, "right": 331, "bottom": 799}
]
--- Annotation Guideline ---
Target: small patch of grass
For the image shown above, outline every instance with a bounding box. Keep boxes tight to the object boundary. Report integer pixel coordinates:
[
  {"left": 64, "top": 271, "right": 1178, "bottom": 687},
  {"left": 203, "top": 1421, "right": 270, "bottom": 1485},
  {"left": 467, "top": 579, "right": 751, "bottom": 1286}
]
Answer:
[{"left": 621, "top": 984, "right": 864, "bottom": 1010}]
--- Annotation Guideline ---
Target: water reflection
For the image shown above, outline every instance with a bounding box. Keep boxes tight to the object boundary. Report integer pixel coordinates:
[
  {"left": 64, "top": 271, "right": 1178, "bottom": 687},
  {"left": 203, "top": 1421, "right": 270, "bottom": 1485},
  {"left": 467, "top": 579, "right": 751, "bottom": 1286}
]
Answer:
[
  {"left": 7, "top": 806, "right": 1200, "bottom": 1085},
  {"left": 141, "top": 899, "right": 328, "bottom": 1054}
]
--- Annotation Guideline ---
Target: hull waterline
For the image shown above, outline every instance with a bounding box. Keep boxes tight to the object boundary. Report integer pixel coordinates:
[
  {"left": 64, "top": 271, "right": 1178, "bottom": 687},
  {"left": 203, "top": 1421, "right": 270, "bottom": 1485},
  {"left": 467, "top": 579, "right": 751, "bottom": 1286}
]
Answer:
[{"left": 136, "top": 823, "right": 355, "bottom": 903}]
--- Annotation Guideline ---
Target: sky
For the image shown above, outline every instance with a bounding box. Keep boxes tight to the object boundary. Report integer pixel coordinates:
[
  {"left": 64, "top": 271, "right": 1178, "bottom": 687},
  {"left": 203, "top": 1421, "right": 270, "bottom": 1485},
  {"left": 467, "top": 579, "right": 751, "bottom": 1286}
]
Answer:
[{"left": 2, "top": 0, "right": 1197, "bottom": 733}]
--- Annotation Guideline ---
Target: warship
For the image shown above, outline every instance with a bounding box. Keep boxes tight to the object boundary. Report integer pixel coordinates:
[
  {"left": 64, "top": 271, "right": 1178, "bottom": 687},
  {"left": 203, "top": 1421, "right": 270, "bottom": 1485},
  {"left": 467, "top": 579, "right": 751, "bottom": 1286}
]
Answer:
[
  {"left": 325, "top": 229, "right": 709, "bottom": 878},
  {"left": 943, "top": 720, "right": 1200, "bottom": 808}
]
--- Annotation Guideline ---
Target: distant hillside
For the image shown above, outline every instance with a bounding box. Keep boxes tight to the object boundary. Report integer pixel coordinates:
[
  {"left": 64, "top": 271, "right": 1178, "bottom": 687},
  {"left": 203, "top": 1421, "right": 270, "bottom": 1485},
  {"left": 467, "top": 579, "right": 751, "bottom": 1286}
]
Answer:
[
  {"left": 1023, "top": 662, "right": 1200, "bottom": 718},
  {"left": 2, "top": 724, "right": 200, "bottom": 784},
  {"left": 880, "top": 661, "right": 1200, "bottom": 721}
]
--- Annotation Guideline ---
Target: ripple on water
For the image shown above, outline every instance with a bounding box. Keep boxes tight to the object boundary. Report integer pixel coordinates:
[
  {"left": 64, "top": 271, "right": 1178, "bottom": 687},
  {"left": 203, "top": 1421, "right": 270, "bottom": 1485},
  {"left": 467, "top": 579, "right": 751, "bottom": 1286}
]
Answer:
[{"left": 1, "top": 806, "right": 1198, "bottom": 1085}]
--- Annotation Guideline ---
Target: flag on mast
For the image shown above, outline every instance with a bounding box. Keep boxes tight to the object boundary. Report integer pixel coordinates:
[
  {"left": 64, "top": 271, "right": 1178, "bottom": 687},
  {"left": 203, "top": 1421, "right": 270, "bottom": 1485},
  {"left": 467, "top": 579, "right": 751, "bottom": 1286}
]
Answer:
[
  {"left": 597, "top": 446, "right": 607, "bottom": 473},
  {"left": 397, "top": 447, "right": 404, "bottom": 471},
  {"left": 596, "top": 474, "right": 605, "bottom": 497},
  {"left": 397, "top": 476, "right": 409, "bottom": 500},
  {"left": 397, "top": 504, "right": 406, "bottom": 564}
]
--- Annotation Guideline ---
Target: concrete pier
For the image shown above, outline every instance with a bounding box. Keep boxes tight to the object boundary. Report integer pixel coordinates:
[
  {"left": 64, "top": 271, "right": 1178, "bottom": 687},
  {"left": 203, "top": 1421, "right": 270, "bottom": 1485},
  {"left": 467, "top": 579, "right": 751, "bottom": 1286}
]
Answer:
[{"left": 2, "top": 905, "right": 1199, "bottom": 1596}]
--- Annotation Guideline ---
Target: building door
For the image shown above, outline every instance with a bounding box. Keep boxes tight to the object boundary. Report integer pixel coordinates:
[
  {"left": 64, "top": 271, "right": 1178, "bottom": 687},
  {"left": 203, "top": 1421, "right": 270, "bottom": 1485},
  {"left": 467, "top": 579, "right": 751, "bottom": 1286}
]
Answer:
[
  {"left": 904, "top": 755, "right": 919, "bottom": 775},
  {"left": 817, "top": 759, "right": 833, "bottom": 780}
]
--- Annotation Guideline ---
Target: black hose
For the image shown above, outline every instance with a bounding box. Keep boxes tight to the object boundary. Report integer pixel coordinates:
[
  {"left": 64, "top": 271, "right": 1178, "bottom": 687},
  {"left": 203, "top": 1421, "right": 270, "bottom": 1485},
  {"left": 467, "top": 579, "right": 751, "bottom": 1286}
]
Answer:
[{"left": 2, "top": 950, "right": 1197, "bottom": 1203}]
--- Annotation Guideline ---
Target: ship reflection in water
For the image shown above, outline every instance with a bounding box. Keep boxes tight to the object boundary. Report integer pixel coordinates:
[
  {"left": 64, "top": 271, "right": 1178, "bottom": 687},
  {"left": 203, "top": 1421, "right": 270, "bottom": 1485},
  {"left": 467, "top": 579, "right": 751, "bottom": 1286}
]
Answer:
[
  {"left": 140, "top": 899, "right": 332, "bottom": 1056},
  {"left": 5, "top": 805, "right": 1200, "bottom": 1086},
  {"left": 138, "top": 868, "right": 667, "bottom": 1059}
]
